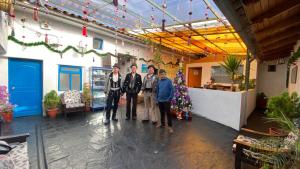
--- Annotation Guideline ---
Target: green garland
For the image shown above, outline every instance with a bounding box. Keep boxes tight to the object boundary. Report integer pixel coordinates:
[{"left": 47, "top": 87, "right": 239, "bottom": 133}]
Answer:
[
  {"left": 8, "top": 35, "right": 115, "bottom": 57},
  {"left": 139, "top": 58, "right": 178, "bottom": 66}
]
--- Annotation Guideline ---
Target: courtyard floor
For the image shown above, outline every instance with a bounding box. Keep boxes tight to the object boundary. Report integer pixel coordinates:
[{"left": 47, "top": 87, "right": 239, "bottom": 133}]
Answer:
[{"left": 1, "top": 104, "right": 239, "bottom": 169}]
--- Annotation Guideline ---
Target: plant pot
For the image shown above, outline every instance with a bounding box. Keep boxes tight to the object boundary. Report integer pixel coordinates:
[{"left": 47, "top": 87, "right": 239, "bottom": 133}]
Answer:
[
  {"left": 257, "top": 98, "right": 267, "bottom": 110},
  {"left": 47, "top": 108, "right": 58, "bottom": 118},
  {"left": 85, "top": 105, "right": 91, "bottom": 112},
  {"left": 1, "top": 112, "right": 13, "bottom": 122}
]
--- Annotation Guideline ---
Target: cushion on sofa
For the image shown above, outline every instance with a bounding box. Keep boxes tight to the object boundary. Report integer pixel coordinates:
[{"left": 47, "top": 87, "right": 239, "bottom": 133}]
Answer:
[{"left": 0, "top": 142, "right": 29, "bottom": 169}]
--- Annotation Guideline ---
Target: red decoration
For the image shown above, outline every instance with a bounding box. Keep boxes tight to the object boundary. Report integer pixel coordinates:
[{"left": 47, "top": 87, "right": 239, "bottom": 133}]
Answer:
[
  {"left": 9, "top": 5, "right": 15, "bottom": 18},
  {"left": 82, "top": 25, "right": 87, "bottom": 37},
  {"left": 113, "top": 0, "right": 118, "bottom": 7},
  {"left": 33, "top": 7, "right": 39, "bottom": 21}
]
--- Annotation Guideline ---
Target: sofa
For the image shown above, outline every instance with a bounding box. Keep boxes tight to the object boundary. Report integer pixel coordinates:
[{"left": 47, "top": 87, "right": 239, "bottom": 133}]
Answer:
[{"left": 61, "top": 90, "right": 85, "bottom": 118}]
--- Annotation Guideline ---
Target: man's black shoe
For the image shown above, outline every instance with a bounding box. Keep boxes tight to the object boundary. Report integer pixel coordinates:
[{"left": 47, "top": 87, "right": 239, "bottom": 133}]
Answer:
[
  {"left": 125, "top": 117, "right": 130, "bottom": 120},
  {"left": 142, "top": 120, "right": 149, "bottom": 123},
  {"left": 132, "top": 117, "right": 137, "bottom": 120},
  {"left": 112, "top": 118, "right": 118, "bottom": 122},
  {"left": 104, "top": 119, "right": 110, "bottom": 125}
]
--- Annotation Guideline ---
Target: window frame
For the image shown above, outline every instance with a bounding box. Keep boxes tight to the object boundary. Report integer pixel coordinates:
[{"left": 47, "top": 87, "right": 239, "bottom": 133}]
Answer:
[
  {"left": 58, "top": 65, "right": 82, "bottom": 91},
  {"left": 93, "top": 38, "right": 104, "bottom": 50}
]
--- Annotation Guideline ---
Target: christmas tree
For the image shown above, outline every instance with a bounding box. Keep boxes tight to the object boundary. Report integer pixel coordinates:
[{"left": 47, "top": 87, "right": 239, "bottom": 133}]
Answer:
[{"left": 171, "top": 60, "right": 192, "bottom": 120}]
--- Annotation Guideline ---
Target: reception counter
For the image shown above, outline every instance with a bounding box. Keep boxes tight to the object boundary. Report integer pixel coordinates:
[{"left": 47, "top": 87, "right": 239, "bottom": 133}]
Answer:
[{"left": 189, "top": 88, "right": 256, "bottom": 130}]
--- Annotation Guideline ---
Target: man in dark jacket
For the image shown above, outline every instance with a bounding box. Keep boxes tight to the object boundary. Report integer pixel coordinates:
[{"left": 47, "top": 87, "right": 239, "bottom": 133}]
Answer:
[
  {"left": 104, "top": 63, "right": 123, "bottom": 125},
  {"left": 123, "top": 63, "right": 142, "bottom": 120}
]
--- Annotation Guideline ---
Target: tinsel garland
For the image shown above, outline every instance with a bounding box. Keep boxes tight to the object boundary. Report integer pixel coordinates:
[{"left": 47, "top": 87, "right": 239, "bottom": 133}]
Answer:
[
  {"left": 139, "top": 58, "right": 178, "bottom": 66},
  {"left": 8, "top": 35, "right": 115, "bottom": 58}
]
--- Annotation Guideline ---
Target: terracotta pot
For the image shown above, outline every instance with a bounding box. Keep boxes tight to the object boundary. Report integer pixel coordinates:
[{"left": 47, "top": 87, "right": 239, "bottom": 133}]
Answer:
[
  {"left": 1, "top": 112, "right": 13, "bottom": 122},
  {"left": 85, "top": 105, "right": 91, "bottom": 112},
  {"left": 47, "top": 108, "right": 58, "bottom": 118}
]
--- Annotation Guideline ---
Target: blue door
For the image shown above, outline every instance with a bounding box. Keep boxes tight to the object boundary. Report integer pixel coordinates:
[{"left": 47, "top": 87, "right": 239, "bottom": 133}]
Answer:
[{"left": 9, "top": 59, "right": 42, "bottom": 117}]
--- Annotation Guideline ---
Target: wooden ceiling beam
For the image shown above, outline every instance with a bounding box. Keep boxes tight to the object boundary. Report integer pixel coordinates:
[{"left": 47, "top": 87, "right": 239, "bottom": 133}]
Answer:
[
  {"left": 261, "top": 35, "right": 300, "bottom": 49},
  {"left": 254, "top": 15, "right": 300, "bottom": 34},
  {"left": 250, "top": 1, "right": 300, "bottom": 24},
  {"left": 262, "top": 46, "right": 293, "bottom": 56},
  {"left": 261, "top": 42, "right": 296, "bottom": 54},
  {"left": 258, "top": 26, "right": 300, "bottom": 44},
  {"left": 261, "top": 51, "right": 291, "bottom": 60}
]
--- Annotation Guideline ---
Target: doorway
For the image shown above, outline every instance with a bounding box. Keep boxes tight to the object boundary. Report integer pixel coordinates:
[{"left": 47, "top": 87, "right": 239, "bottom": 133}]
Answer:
[{"left": 188, "top": 67, "right": 202, "bottom": 88}]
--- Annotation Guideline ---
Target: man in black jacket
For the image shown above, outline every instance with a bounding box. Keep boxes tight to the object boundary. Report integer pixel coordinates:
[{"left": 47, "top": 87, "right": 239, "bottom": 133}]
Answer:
[{"left": 123, "top": 63, "right": 142, "bottom": 120}]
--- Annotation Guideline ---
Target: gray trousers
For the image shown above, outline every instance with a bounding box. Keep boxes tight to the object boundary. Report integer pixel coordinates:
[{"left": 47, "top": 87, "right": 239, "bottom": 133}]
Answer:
[{"left": 143, "top": 91, "right": 159, "bottom": 122}]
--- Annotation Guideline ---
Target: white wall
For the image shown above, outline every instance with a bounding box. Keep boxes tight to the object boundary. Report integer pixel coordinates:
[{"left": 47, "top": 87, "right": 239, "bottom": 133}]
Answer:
[
  {"left": 189, "top": 88, "right": 256, "bottom": 130},
  {"left": 257, "top": 59, "right": 288, "bottom": 97},
  {"left": 186, "top": 59, "right": 257, "bottom": 87},
  {"left": 288, "top": 40, "right": 300, "bottom": 94},
  {"left": 0, "top": 11, "right": 8, "bottom": 54}
]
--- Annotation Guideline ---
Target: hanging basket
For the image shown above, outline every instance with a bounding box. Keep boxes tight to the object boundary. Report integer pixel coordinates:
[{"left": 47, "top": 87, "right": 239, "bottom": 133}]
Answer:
[{"left": 0, "top": 0, "right": 12, "bottom": 13}]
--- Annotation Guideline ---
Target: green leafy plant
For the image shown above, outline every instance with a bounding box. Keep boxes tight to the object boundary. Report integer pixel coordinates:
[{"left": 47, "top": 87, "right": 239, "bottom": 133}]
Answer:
[
  {"left": 220, "top": 55, "right": 242, "bottom": 91},
  {"left": 239, "top": 79, "right": 256, "bottom": 91},
  {"left": 44, "top": 90, "right": 60, "bottom": 109},
  {"left": 82, "top": 83, "right": 91, "bottom": 106},
  {"left": 266, "top": 92, "right": 300, "bottom": 129}
]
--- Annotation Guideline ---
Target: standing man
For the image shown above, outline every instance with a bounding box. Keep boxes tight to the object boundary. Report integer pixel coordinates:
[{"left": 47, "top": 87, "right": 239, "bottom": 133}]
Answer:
[
  {"left": 104, "top": 63, "right": 123, "bottom": 125},
  {"left": 123, "top": 63, "right": 142, "bottom": 120},
  {"left": 156, "top": 69, "right": 174, "bottom": 133},
  {"left": 142, "top": 65, "right": 159, "bottom": 124}
]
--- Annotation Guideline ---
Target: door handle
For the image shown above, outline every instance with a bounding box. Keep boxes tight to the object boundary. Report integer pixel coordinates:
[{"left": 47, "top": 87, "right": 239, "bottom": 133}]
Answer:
[{"left": 11, "top": 86, "right": 15, "bottom": 90}]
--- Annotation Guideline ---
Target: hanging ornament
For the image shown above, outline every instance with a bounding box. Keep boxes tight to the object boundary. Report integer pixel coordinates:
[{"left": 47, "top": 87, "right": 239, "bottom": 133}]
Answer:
[
  {"left": 162, "top": 19, "right": 166, "bottom": 31},
  {"left": 33, "top": 7, "right": 39, "bottom": 21},
  {"left": 93, "top": 57, "right": 95, "bottom": 62},
  {"left": 188, "top": 36, "right": 191, "bottom": 46},
  {"left": 82, "top": 25, "right": 87, "bottom": 37},
  {"left": 113, "top": 0, "right": 118, "bottom": 7},
  {"left": 45, "top": 34, "right": 49, "bottom": 43},
  {"left": 9, "top": 3, "right": 15, "bottom": 18},
  {"left": 11, "top": 28, "right": 15, "bottom": 37},
  {"left": 33, "top": 0, "right": 39, "bottom": 22}
]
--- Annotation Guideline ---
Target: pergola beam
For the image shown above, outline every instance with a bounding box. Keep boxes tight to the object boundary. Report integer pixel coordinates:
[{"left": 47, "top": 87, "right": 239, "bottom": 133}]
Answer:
[{"left": 250, "top": 1, "right": 300, "bottom": 24}]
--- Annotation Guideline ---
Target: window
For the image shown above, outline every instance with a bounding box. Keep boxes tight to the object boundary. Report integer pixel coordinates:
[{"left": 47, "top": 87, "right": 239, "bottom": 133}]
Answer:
[
  {"left": 93, "top": 38, "right": 103, "bottom": 50},
  {"left": 58, "top": 65, "right": 82, "bottom": 91},
  {"left": 268, "top": 65, "right": 276, "bottom": 72},
  {"left": 211, "top": 65, "right": 244, "bottom": 83}
]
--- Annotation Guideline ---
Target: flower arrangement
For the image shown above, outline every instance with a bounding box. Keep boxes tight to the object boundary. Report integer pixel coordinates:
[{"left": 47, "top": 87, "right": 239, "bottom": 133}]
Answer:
[{"left": 0, "top": 85, "right": 15, "bottom": 122}]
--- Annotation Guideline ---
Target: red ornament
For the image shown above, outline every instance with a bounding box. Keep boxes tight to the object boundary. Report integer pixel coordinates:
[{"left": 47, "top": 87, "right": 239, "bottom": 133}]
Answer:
[
  {"left": 82, "top": 25, "right": 87, "bottom": 37},
  {"left": 33, "top": 7, "right": 39, "bottom": 21},
  {"left": 113, "top": 0, "right": 118, "bottom": 7},
  {"left": 9, "top": 5, "right": 15, "bottom": 18}
]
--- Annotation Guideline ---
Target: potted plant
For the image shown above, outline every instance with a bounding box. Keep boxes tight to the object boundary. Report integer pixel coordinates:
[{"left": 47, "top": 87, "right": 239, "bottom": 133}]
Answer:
[
  {"left": 220, "top": 55, "right": 242, "bottom": 91},
  {"left": 0, "top": 86, "right": 15, "bottom": 122},
  {"left": 256, "top": 92, "right": 268, "bottom": 110},
  {"left": 44, "top": 90, "right": 60, "bottom": 118},
  {"left": 82, "top": 83, "right": 91, "bottom": 112}
]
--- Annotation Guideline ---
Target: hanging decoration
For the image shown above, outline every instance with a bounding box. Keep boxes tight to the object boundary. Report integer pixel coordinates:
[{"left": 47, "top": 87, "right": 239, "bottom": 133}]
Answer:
[
  {"left": 139, "top": 58, "right": 178, "bottom": 67},
  {"left": 7, "top": 35, "right": 125, "bottom": 58},
  {"left": 81, "top": 0, "right": 89, "bottom": 37},
  {"left": 113, "top": 0, "right": 118, "bottom": 7},
  {"left": 33, "top": 0, "right": 39, "bottom": 22},
  {"left": 122, "top": 0, "right": 127, "bottom": 19},
  {"left": 21, "top": 17, "right": 26, "bottom": 41},
  {"left": 188, "top": 0, "right": 192, "bottom": 27},
  {"left": 45, "top": 33, "right": 48, "bottom": 43},
  {"left": 161, "top": 0, "right": 167, "bottom": 31}
]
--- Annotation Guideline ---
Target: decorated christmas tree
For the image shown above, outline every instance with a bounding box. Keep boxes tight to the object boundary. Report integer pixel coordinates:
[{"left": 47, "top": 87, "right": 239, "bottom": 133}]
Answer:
[{"left": 171, "top": 60, "right": 192, "bottom": 120}]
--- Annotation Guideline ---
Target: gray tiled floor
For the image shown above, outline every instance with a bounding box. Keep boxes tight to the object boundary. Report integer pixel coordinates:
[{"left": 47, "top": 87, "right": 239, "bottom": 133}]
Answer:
[{"left": 1, "top": 104, "right": 238, "bottom": 169}]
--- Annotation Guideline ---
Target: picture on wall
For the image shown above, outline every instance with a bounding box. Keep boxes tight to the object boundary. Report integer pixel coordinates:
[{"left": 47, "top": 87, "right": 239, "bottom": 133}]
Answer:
[
  {"left": 291, "top": 66, "right": 297, "bottom": 84},
  {"left": 142, "top": 64, "right": 148, "bottom": 73}
]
